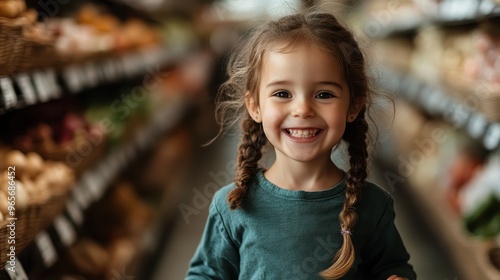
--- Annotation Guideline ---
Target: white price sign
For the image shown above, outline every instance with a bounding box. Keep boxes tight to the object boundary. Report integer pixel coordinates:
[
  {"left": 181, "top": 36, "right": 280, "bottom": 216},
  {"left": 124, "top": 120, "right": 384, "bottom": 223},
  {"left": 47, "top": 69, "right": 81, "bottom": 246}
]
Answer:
[
  {"left": 84, "top": 171, "right": 105, "bottom": 201},
  {"left": 103, "top": 59, "right": 117, "bottom": 81},
  {"left": 14, "top": 74, "right": 37, "bottom": 105},
  {"left": 54, "top": 215, "right": 76, "bottom": 247},
  {"left": 63, "top": 66, "right": 83, "bottom": 93},
  {"left": 72, "top": 184, "right": 92, "bottom": 210},
  {"left": 66, "top": 199, "right": 83, "bottom": 226},
  {"left": 46, "top": 69, "right": 61, "bottom": 99},
  {"left": 467, "top": 114, "right": 488, "bottom": 139},
  {"left": 5, "top": 257, "right": 29, "bottom": 280},
  {"left": 85, "top": 63, "right": 99, "bottom": 87},
  {"left": 1, "top": 77, "right": 17, "bottom": 109},
  {"left": 36, "top": 232, "right": 57, "bottom": 267},
  {"left": 32, "top": 71, "right": 50, "bottom": 102},
  {"left": 484, "top": 123, "right": 500, "bottom": 150}
]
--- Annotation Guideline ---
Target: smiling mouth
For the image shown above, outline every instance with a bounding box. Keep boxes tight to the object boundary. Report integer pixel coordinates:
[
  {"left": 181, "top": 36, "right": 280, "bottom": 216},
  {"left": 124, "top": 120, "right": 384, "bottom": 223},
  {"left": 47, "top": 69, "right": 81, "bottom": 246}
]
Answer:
[{"left": 284, "top": 128, "right": 321, "bottom": 138}]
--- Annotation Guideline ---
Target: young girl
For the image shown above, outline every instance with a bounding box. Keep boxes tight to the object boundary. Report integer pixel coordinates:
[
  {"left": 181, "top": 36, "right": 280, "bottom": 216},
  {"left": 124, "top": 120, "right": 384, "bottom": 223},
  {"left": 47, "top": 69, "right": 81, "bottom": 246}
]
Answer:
[{"left": 187, "top": 10, "right": 416, "bottom": 280}]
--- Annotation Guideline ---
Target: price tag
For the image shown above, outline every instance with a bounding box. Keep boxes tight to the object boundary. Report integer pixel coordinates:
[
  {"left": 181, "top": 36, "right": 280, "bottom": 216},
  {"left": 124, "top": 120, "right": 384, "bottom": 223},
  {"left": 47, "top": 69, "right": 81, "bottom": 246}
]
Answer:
[
  {"left": 46, "top": 69, "right": 61, "bottom": 99},
  {"left": 1, "top": 77, "right": 17, "bottom": 109},
  {"left": 72, "top": 184, "right": 92, "bottom": 210},
  {"left": 121, "top": 55, "right": 133, "bottom": 77},
  {"left": 5, "top": 257, "right": 29, "bottom": 280},
  {"left": 98, "top": 155, "right": 113, "bottom": 180},
  {"left": 131, "top": 54, "right": 143, "bottom": 75},
  {"left": 484, "top": 123, "right": 500, "bottom": 150},
  {"left": 63, "top": 66, "right": 83, "bottom": 93},
  {"left": 467, "top": 113, "right": 488, "bottom": 139},
  {"left": 66, "top": 199, "right": 83, "bottom": 226},
  {"left": 85, "top": 63, "right": 99, "bottom": 87},
  {"left": 113, "top": 59, "right": 124, "bottom": 79},
  {"left": 32, "top": 71, "right": 50, "bottom": 102},
  {"left": 103, "top": 59, "right": 117, "bottom": 82},
  {"left": 14, "top": 74, "right": 37, "bottom": 105},
  {"left": 479, "top": 0, "right": 496, "bottom": 15},
  {"left": 84, "top": 171, "right": 105, "bottom": 200},
  {"left": 53, "top": 215, "right": 76, "bottom": 247},
  {"left": 36, "top": 232, "right": 57, "bottom": 267}
]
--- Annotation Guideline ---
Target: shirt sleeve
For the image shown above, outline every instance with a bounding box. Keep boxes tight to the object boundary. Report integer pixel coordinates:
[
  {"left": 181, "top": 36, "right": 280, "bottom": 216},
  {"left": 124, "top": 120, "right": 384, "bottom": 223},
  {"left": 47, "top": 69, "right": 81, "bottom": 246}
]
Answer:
[
  {"left": 186, "top": 201, "right": 240, "bottom": 279},
  {"left": 360, "top": 198, "right": 417, "bottom": 280}
]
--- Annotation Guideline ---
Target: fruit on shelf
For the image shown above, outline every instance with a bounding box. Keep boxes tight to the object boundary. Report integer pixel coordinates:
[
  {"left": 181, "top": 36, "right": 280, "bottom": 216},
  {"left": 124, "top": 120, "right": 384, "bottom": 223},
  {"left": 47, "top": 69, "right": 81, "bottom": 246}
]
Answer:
[
  {"left": 461, "top": 156, "right": 500, "bottom": 239},
  {"left": 69, "top": 238, "right": 110, "bottom": 277},
  {"left": 5, "top": 149, "right": 27, "bottom": 178},
  {"left": 0, "top": 0, "right": 26, "bottom": 19},
  {"left": 446, "top": 151, "right": 485, "bottom": 214}
]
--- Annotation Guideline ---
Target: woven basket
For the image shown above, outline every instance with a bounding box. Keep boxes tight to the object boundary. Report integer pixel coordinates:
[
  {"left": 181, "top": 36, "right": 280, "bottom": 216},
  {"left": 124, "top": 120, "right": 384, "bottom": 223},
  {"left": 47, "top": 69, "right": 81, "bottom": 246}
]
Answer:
[
  {"left": 0, "top": 184, "right": 71, "bottom": 270},
  {"left": 0, "top": 10, "right": 37, "bottom": 75},
  {"left": 17, "top": 24, "right": 57, "bottom": 72},
  {"left": 0, "top": 18, "right": 27, "bottom": 75}
]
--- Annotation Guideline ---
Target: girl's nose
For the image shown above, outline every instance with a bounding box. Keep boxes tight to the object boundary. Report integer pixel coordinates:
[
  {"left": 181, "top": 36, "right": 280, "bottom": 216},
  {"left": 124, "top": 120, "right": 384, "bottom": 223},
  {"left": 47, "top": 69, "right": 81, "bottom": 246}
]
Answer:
[{"left": 291, "top": 98, "right": 315, "bottom": 119}]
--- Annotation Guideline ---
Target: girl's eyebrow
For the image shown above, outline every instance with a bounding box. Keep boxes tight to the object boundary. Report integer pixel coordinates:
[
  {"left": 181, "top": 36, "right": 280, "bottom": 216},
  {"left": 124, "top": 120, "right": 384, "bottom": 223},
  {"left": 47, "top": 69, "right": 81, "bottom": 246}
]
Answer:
[
  {"left": 266, "top": 80, "right": 343, "bottom": 91},
  {"left": 265, "top": 80, "right": 292, "bottom": 88},
  {"left": 316, "top": 81, "right": 343, "bottom": 91}
]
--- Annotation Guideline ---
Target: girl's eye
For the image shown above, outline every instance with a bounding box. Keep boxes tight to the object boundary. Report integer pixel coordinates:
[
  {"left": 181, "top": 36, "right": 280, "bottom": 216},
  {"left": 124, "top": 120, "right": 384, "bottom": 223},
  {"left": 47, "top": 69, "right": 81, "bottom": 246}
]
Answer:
[
  {"left": 315, "top": 91, "right": 335, "bottom": 99},
  {"left": 272, "top": 91, "right": 291, "bottom": 98}
]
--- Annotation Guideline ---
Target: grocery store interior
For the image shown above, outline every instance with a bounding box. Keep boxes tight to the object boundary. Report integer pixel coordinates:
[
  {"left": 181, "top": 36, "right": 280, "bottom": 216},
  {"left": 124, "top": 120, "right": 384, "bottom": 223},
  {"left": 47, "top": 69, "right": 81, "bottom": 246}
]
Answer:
[{"left": 0, "top": 0, "right": 499, "bottom": 279}]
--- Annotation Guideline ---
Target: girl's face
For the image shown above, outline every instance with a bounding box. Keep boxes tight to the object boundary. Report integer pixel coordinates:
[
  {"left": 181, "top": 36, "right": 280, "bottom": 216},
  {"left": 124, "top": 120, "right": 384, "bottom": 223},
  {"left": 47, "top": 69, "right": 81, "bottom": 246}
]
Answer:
[{"left": 246, "top": 43, "right": 357, "bottom": 164}]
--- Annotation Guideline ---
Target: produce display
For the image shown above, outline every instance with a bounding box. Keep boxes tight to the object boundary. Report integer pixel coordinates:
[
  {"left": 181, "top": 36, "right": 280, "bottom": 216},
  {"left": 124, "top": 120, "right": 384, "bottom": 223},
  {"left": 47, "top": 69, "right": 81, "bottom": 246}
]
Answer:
[
  {"left": 0, "top": 148, "right": 74, "bottom": 223},
  {"left": 360, "top": 1, "right": 500, "bottom": 277},
  {"left": 0, "top": 0, "right": 202, "bottom": 277},
  {"left": 38, "top": 181, "right": 153, "bottom": 280},
  {"left": 48, "top": 4, "right": 162, "bottom": 58},
  {"left": 0, "top": 2, "right": 163, "bottom": 75}
]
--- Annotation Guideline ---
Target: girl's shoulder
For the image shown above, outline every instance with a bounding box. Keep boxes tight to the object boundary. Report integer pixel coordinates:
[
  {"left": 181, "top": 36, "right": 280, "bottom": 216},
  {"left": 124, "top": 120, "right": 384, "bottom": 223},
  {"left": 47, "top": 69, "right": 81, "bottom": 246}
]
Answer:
[
  {"left": 210, "top": 183, "right": 237, "bottom": 211},
  {"left": 360, "top": 181, "right": 392, "bottom": 204},
  {"left": 356, "top": 181, "right": 396, "bottom": 226}
]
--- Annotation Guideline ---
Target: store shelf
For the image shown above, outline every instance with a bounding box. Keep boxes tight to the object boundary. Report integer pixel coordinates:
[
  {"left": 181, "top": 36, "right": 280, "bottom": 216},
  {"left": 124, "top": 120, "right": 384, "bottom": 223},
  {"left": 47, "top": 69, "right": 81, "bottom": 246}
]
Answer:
[
  {"left": 0, "top": 97, "right": 192, "bottom": 279},
  {"left": 378, "top": 67, "right": 500, "bottom": 151},
  {"left": 367, "top": 0, "right": 500, "bottom": 38},
  {"left": 400, "top": 175, "right": 499, "bottom": 280},
  {"left": 0, "top": 47, "right": 174, "bottom": 115}
]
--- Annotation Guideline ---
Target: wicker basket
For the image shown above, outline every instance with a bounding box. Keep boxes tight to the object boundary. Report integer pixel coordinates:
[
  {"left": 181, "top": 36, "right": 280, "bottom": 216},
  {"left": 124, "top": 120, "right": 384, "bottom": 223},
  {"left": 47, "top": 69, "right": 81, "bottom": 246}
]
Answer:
[
  {"left": 17, "top": 24, "right": 57, "bottom": 72},
  {"left": 0, "top": 10, "right": 37, "bottom": 75},
  {"left": 0, "top": 181, "right": 71, "bottom": 270}
]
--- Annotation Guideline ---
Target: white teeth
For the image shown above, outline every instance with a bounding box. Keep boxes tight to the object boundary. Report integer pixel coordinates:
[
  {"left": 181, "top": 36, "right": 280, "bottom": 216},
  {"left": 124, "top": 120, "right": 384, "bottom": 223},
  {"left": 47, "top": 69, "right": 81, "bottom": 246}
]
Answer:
[{"left": 287, "top": 129, "right": 320, "bottom": 138}]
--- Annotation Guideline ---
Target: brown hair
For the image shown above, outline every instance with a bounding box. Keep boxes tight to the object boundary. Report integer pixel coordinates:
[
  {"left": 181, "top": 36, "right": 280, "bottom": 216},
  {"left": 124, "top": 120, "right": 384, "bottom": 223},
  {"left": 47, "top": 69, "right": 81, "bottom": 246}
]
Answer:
[{"left": 214, "top": 10, "right": 370, "bottom": 280}]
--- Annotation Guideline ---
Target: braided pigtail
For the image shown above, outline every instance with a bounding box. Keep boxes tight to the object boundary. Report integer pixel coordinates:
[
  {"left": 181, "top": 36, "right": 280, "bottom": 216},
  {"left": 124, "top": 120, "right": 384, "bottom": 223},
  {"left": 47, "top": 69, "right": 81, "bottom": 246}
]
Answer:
[
  {"left": 320, "top": 108, "right": 369, "bottom": 279},
  {"left": 227, "top": 114, "right": 267, "bottom": 209}
]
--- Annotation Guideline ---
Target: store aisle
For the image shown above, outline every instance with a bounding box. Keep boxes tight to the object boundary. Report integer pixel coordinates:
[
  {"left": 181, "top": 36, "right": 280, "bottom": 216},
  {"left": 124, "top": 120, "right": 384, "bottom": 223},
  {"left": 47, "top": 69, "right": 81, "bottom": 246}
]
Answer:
[
  {"left": 153, "top": 133, "right": 460, "bottom": 280},
  {"left": 152, "top": 132, "right": 239, "bottom": 280}
]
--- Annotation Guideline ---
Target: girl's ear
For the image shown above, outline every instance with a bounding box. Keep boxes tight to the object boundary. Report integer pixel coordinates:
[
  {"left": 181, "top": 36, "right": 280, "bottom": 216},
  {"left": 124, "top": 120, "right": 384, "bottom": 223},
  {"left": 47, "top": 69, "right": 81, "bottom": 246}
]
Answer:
[
  {"left": 245, "top": 91, "right": 261, "bottom": 123},
  {"left": 347, "top": 97, "right": 365, "bottom": 123}
]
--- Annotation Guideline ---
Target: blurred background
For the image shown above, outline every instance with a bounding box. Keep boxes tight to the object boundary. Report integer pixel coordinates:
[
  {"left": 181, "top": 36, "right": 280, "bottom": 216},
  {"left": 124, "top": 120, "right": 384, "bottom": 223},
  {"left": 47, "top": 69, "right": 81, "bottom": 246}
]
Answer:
[{"left": 0, "top": 0, "right": 499, "bottom": 279}]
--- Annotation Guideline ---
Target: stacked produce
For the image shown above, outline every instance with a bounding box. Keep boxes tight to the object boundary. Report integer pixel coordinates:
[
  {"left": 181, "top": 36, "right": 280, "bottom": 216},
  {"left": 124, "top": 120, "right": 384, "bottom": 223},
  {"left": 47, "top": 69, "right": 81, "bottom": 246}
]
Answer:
[
  {"left": 0, "top": 148, "right": 74, "bottom": 221},
  {"left": 48, "top": 4, "right": 161, "bottom": 59},
  {"left": 0, "top": 2, "right": 163, "bottom": 74}
]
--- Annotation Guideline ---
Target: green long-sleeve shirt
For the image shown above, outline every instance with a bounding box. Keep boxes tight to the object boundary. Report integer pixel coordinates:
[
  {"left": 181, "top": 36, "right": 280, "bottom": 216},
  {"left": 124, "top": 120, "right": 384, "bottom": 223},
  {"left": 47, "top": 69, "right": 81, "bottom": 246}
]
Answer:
[{"left": 187, "top": 172, "right": 416, "bottom": 280}]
